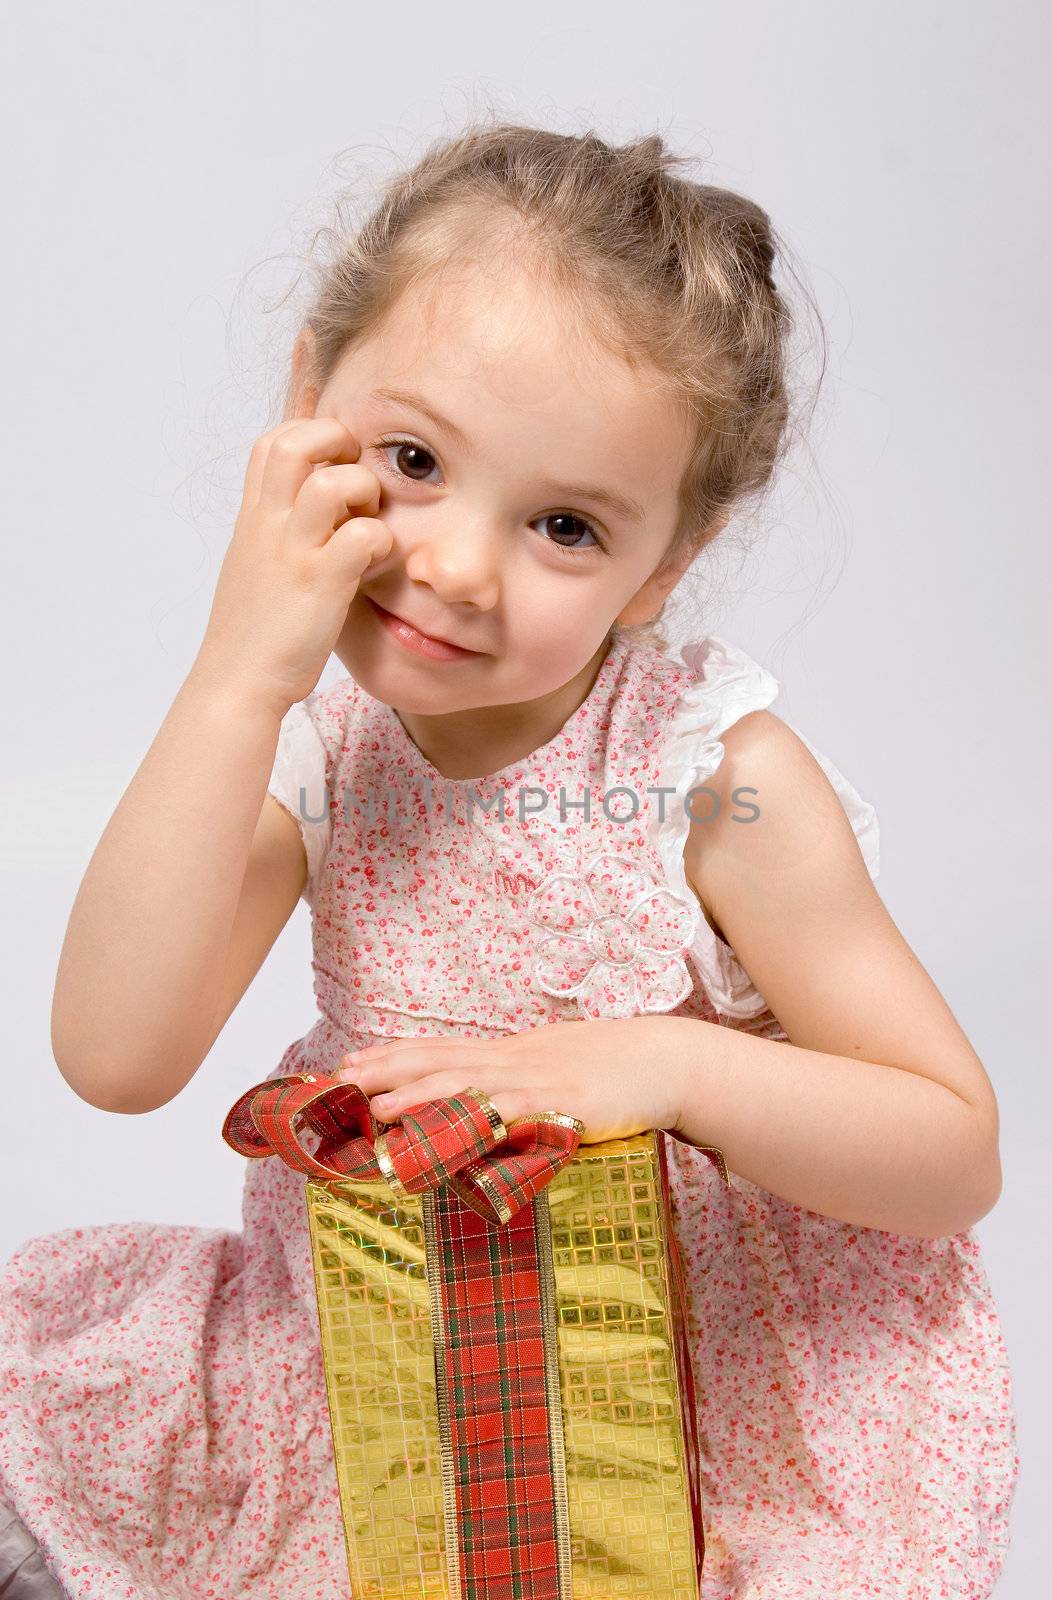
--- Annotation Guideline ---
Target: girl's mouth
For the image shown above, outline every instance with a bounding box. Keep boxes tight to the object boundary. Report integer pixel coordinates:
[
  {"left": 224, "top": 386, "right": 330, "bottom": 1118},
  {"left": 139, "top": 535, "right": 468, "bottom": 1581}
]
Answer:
[{"left": 364, "top": 596, "right": 484, "bottom": 662}]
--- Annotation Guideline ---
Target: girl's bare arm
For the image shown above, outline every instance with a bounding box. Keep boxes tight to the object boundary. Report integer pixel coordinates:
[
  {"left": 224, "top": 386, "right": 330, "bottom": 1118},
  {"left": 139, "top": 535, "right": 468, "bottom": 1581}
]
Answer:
[
  {"left": 52, "top": 414, "right": 393, "bottom": 1114},
  {"left": 52, "top": 673, "right": 303, "bottom": 1112},
  {"left": 677, "top": 710, "right": 1002, "bottom": 1237}
]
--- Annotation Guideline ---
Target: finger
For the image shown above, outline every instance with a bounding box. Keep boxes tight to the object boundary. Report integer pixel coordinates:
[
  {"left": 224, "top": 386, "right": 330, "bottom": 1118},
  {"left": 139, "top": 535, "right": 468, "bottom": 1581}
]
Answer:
[
  {"left": 286, "top": 466, "right": 383, "bottom": 550},
  {"left": 253, "top": 418, "right": 362, "bottom": 513},
  {"left": 240, "top": 422, "right": 297, "bottom": 510},
  {"left": 368, "top": 1074, "right": 457, "bottom": 1119},
  {"left": 343, "top": 1036, "right": 482, "bottom": 1071},
  {"left": 336, "top": 1046, "right": 436, "bottom": 1092},
  {"left": 370, "top": 1077, "right": 525, "bottom": 1125},
  {"left": 345, "top": 1041, "right": 493, "bottom": 1090},
  {"left": 338, "top": 1042, "right": 427, "bottom": 1074},
  {"left": 351, "top": 1045, "right": 478, "bottom": 1093},
  {"left": 312, "top": 517, "right": 393, "bottom": 591}
]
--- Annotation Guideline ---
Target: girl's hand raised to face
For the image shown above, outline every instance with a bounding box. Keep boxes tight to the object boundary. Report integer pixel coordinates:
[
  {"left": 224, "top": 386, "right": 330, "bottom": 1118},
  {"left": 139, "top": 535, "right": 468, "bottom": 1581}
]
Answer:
[{"left": 193, "top": 417, "right": 394, "bottom": 718}]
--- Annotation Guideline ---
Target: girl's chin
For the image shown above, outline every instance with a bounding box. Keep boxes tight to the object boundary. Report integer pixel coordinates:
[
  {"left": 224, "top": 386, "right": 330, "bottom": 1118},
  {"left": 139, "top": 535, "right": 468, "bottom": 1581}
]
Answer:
[{"left": 332, "top": 637, "right": 491, "bottom": 713}]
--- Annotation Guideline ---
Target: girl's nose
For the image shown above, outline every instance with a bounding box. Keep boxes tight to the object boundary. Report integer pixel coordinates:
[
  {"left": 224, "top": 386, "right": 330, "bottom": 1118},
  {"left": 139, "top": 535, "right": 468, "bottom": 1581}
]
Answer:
[{"left": 403, "top": 518, "right": 501, "bottom": 610}]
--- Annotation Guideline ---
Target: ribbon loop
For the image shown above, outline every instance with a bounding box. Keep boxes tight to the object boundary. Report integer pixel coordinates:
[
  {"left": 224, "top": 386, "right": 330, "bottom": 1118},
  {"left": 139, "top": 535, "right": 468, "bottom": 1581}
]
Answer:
[
  {"left": 221, "top": 1074, "right": 378, "bottom": 1183},
  {"left": 371, "top": 1087, "right": 509, "bottom": 1200},
  {"left": 450, "top": 1110, "right": 588, "bottom": 1224},
  {"left": 222, "top": 1072, "right": 584, "bottom": 1225}
]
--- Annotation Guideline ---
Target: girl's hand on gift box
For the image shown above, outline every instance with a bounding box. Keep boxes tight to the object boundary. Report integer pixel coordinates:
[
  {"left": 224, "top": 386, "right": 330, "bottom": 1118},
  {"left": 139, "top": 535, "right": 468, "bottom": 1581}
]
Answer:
[{"left": 334, "top": 1016, "right": 688, "bottom": 1145}]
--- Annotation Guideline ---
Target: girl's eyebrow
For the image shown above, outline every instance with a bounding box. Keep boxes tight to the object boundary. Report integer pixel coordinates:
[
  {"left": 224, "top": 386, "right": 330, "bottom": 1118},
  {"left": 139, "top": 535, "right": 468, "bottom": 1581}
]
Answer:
[
  {"left": 368, "top": 385, "right": 647, "bottom": 525},
  {"left": 371, "top": 386, "right": 476, "bottom": 454}
]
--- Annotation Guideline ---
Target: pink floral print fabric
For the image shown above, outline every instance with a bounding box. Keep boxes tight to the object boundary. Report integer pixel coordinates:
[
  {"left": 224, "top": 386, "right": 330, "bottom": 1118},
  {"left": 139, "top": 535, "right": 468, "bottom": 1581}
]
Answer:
[{"left": 0, "top": 629, "right": 1019, "bottom": 1597}]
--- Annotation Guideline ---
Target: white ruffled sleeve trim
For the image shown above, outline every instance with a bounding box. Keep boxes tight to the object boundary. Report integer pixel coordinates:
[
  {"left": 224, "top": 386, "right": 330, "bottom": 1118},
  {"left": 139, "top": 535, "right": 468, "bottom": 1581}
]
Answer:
[
  {"left": 648, "top": 635, "right": 880, "bottom": 1020},
  {"left": 266, "top": 698, "right": 331, "bottom": 908}
]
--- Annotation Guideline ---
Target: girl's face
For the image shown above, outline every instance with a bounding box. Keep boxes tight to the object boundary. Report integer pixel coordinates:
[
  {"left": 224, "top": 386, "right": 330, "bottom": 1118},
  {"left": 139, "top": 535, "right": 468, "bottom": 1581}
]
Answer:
[{"left": 293, "top": 261, "right": 696, "bottom": 770}]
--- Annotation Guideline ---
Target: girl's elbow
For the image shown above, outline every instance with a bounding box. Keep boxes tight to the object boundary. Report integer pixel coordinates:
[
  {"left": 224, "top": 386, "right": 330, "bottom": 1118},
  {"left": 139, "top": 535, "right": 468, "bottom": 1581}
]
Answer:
[
  {"left": 926, "top": 1137, "right": 1003, "bottom": 1239},
  {"left": 963, "top": 1104, "right": 1004, "bottom": 1224},
  {"left": 53, "top": 1043, "right": 183, "bottom": 1115},
  {"left": 964, "top": 1146, "right": 1003, "bottom": 1229}
]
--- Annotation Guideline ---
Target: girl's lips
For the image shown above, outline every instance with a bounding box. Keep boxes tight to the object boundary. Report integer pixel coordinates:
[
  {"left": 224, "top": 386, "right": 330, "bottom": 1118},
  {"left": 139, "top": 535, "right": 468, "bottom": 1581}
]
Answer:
[{"left": 365, "top": 596, "right": 483, "bottom": 662}]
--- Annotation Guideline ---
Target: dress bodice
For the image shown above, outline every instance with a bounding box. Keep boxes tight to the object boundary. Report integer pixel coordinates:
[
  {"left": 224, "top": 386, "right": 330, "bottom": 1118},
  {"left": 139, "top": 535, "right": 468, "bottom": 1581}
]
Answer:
[{"left": 266, "top": 628, "right": 879, "bottom": 1056}]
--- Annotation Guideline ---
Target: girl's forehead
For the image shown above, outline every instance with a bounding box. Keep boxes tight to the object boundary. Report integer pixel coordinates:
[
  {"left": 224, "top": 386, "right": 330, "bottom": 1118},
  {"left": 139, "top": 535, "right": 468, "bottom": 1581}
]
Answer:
[
  {"left": 363, "top": 271, "right": 593, "bottom": 380},
  {"left": 337, "top": 269, "right": 685, "bottom": 452}
]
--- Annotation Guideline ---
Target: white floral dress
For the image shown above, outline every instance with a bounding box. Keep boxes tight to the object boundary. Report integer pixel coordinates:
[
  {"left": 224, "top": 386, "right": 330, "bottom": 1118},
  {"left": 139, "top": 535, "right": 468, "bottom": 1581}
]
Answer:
[{"left": 0, "top": 630, "right": 1019, "bottom": 1598}]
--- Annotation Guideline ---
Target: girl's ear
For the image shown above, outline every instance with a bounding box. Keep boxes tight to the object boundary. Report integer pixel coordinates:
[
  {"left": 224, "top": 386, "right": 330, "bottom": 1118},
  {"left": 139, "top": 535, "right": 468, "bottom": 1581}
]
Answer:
[
  {"left": 617, "top": 514, "right": 730, "bottom": 626},
  {"left": 283, "top": 327, "right": 320, "bottom": 421},
  {"left": 616, "top": 548, "right": 696, "bottom": 627}
]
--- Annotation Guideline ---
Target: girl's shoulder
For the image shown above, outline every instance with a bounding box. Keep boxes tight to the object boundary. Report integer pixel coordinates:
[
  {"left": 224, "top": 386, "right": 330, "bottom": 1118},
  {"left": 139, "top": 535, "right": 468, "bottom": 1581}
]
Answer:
[{"left": 641, "top": 633, "right": 880, "bottom": 1019}]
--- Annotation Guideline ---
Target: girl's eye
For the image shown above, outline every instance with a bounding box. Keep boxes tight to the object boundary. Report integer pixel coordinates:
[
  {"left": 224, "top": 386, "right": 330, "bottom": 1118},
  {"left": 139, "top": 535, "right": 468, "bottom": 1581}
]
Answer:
[
  {"left": 534, "top": 511, "right": 604, "bottom": 554},
  {"left": 375, "top": 438, "right": 440, "bottom": 485},
  {"left": 372, "top": 436, "right": 607, "bottom": 555}
]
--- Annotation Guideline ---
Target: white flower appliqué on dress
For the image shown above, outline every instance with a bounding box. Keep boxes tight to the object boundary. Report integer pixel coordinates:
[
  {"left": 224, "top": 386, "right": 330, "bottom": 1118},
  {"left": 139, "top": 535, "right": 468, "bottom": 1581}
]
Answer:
[{"left": 524, "top": 849, "right": 702, "bottom": 1020}]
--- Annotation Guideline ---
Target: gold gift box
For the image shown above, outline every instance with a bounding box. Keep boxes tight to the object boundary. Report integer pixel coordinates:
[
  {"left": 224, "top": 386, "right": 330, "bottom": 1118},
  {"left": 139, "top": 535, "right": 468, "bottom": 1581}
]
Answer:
[{"left": 307, "top": 1126, "right": 712, "bottom": 1599}]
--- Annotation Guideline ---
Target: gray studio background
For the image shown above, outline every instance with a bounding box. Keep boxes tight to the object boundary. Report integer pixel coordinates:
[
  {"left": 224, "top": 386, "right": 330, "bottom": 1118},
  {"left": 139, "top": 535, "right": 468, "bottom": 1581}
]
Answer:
[{"left": 3, "top": 3, "right": 1047, "bottom": 1593}]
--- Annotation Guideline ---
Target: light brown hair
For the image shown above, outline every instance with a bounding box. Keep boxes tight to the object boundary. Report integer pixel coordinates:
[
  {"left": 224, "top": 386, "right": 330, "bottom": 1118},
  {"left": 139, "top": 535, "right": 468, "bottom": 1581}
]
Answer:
[{"left": 281, "top": 116, "right": 825, "bottom": 654}]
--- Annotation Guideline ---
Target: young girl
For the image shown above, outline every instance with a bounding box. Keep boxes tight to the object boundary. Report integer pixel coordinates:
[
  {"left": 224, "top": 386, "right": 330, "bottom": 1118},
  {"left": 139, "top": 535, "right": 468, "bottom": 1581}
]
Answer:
[{"left": 0, "top": 120, "right": 1019, "bottom": 1599}]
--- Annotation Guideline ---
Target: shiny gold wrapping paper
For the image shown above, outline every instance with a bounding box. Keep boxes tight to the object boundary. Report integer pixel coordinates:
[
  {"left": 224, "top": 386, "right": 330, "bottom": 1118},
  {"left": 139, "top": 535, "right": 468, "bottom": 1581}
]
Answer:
[{"left": 306, "top": 1129, "right": 704, "bottom": 1598}]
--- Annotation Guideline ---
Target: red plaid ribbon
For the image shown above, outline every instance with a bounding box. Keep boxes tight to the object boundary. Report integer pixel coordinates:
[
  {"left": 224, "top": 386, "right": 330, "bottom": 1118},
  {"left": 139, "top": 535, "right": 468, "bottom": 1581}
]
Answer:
[{"left": 221, "top": 1071, "right": 583, "bottom": 1224}]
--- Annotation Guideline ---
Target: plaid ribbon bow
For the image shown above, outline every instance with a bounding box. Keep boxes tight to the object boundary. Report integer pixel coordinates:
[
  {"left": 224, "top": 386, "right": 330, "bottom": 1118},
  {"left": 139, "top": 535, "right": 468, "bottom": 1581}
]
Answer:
[{"left": 221, "top": 1070, "right": 584, "bottom": 1225}]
